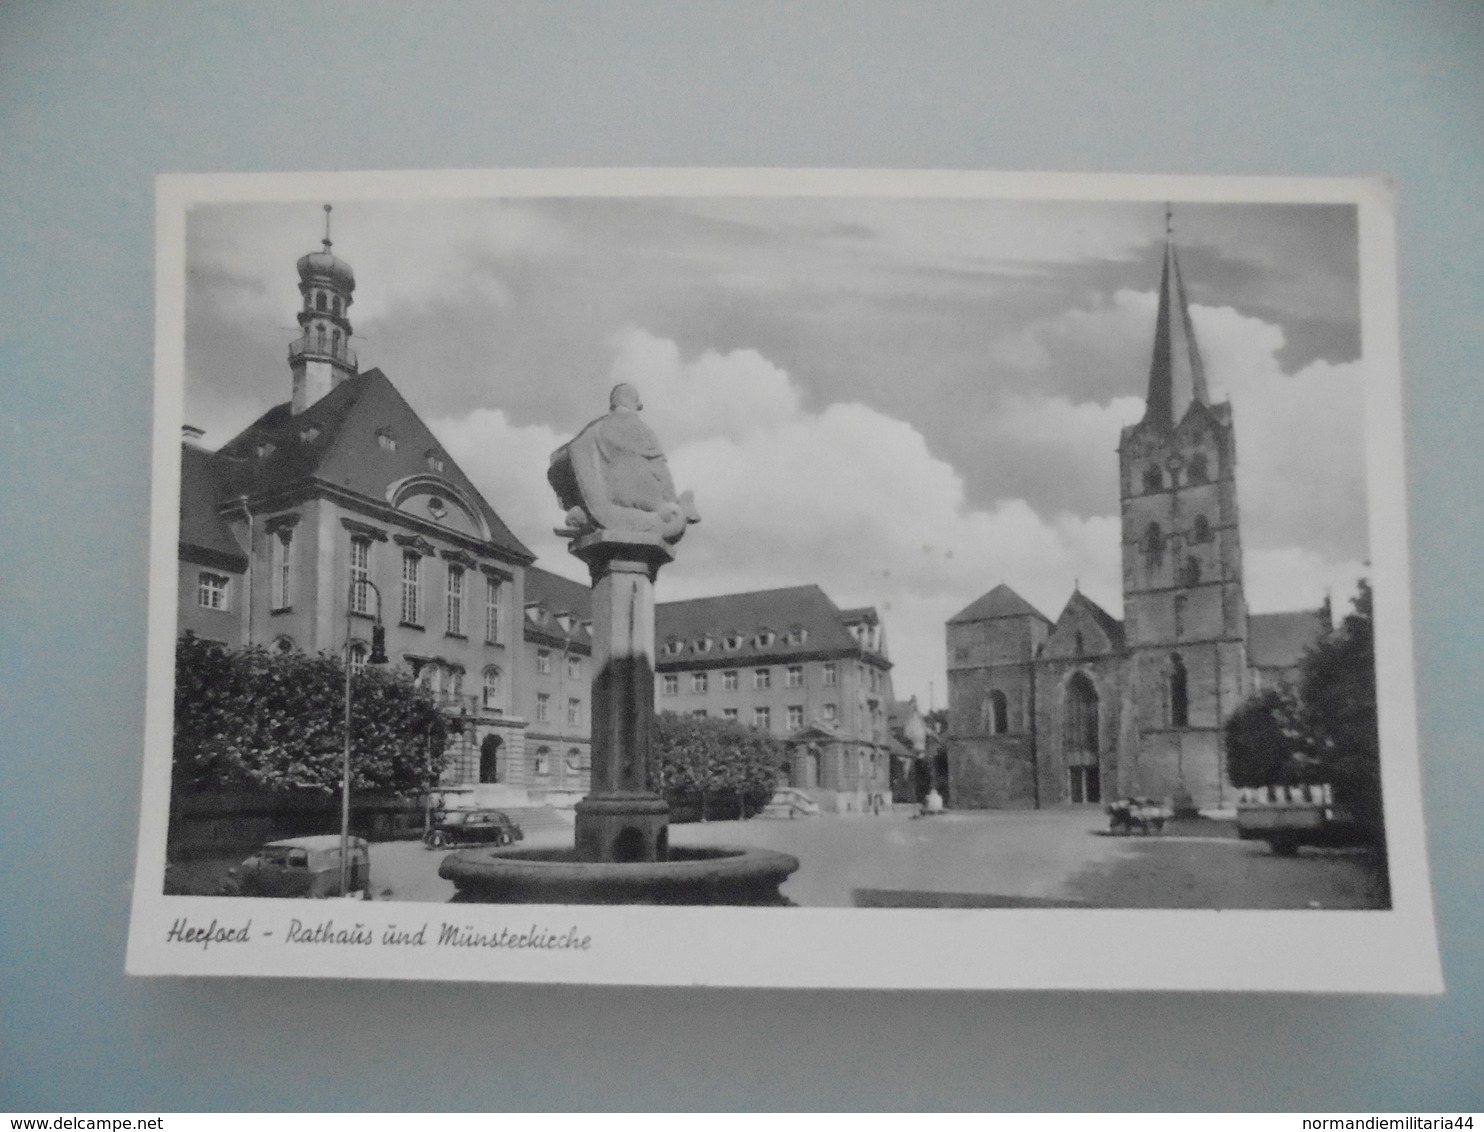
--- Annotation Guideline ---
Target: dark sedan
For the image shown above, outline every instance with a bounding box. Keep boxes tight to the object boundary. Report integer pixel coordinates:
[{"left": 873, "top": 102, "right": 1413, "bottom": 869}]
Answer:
[{"left": 423, "top": 808, "right": 524, "bottom": 849}]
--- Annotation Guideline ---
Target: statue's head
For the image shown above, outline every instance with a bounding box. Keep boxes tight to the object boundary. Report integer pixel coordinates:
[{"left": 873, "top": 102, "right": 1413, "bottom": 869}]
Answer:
[{"left": 610, "top": 383, "right": 643, "bottom": 412}]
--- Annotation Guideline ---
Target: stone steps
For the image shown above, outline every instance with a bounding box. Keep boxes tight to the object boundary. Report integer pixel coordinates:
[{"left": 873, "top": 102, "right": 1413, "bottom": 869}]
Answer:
[{"left": 498, "top": 806, "right": 577, "bottom": 836}]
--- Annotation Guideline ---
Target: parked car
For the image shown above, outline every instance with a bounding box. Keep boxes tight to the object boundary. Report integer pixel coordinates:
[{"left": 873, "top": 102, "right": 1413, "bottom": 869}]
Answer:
[
  {"left": 759, "top": 787, "right": 821, "bottom": 819},
  {"left": 423, "top": 808, "right": 524, "bottom": 849},
  {"left": 220, "top": 834, "right": 370, "bottom": 898}
]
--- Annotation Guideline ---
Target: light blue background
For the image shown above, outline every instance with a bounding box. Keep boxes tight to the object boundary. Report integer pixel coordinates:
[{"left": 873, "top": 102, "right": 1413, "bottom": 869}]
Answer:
[{"left": 2, "top": 1, "right": 1481, "bottom": 1111}]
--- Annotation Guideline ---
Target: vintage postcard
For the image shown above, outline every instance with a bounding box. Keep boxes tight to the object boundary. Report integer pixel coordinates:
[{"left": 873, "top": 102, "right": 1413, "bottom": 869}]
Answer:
[{"left": 127, "top": 168, "right": 1441, "bottom": 990}]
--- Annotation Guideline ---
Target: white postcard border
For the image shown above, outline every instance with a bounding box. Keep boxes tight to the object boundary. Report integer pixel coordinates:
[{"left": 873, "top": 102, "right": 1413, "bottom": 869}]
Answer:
[{"left": 127, "top": 168, "right": 1441, "bottom": 992}]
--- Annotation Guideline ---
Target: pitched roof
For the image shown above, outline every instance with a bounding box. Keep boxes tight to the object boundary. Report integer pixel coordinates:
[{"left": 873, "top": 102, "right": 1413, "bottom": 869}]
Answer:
[
  {"left": 523, "top": 565, "right": 593, "bottom": 650},
  {"left": 1249, "top": 610, "right": 1327, "bottom": 670},
  {"left": 655, "top": 584, "right": 869, "bottom": 665},
  {"left": 948, "top": 583, "right": 1050, "bottom": 625},
  {"left": 213, "top": 369, "right": 533, "bottom": 561},
  {"left": 178, "top": 445, "right": 246, "bottom": 567},
  {"left": 1058, "top": 589, "right": 1125, "bottom": 651}
]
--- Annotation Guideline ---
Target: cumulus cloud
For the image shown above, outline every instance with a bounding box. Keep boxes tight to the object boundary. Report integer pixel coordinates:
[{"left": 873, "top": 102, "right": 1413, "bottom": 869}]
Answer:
[
  {"left": 986, "top": 290, "right": 1369, "bottom": 568},
  {"left": 434, "top": 332, "right": 1127, "bottom": 701}
]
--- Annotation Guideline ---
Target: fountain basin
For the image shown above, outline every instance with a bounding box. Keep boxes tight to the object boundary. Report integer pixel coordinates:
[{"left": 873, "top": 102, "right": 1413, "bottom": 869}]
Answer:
[{"left": 439, "top": 845, "right": 799, "bottom": 905}]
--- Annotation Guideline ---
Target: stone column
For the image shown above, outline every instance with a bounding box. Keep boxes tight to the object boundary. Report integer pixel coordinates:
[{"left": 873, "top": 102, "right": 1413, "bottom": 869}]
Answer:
[{"left": 571, "top": 532, "right": 674, "bottom": 863}]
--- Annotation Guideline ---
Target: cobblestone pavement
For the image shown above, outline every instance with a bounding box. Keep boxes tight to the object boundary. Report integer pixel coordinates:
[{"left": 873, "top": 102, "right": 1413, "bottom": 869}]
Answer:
[{"left": 366, "top": 808, "right": 1386, "bottom": 908}]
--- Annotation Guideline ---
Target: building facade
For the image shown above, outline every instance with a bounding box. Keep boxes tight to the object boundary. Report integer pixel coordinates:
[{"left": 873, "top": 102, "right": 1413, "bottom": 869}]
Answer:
[
  {"left": 654, "top": 585, "right": 895, "bottom": 812},
  {"left": 947, "top": 225, "right": 1327, "bottom": 811},
  {"left": 176, "top": 216, "right": 546, "bottom": 808},
  {"left": 516, "top": 565, "right": 594, "bottom": 805}
]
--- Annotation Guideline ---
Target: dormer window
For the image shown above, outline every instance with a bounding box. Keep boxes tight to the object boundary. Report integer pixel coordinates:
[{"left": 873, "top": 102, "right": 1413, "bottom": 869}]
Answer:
[
  {"left": 376, "top": 429, "right": 397, "bottom": 452},
  {"left": 1143, "top": 465, "right": 1163, "bottom": 493},
  {"left": 723, "top": 632, "right": 742, "bottom": 651},
  {"left": 695, "top": 636, "right": 714, "bottom": 653},
  {"left": 786, "top": 627, "right": 808, "bottom": 646},
  {"left": 299, "top": 424, "right": 320, "bottom": 443},
  {"left": 754, "top": 630, "right": 776, "bottom": 649},
  {"left": 524, "top": 603, "right": 542, "bottom": 623},
  {"left": 256, "top": 440, "right": 276, "bottom": 459},
  {"left": 426, "top": 450, "right": 445, "bottom": 473},
  {"left": 664, "top": 639, "right": 685, "bottom": 657},
  {"left": 555, "top": 612, "right": 573, "bottom": 633}
]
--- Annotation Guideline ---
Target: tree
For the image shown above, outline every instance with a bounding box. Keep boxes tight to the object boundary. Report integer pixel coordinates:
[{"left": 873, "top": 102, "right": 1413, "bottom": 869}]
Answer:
[
  {"left": 1297, "top": 579, "right": 1382, "bottom": 840},
  {"left": 1224, "top": 687, "right": 1308, "bottom": 789},
  {"left": 173, "top": 633, "right": 449, "bottom": 796},
  {"left": 1224, "top": 581, "right": 1382, "bottom": 840},
  {"left": 650, "top": 711, "right": 785, "bottom": 820}
]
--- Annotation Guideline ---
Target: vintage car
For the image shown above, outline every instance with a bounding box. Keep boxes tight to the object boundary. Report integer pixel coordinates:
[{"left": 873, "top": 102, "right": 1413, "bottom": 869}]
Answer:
[
  {"left": 220, "top": 834, "right": 370, "bottom": 898},
  {"left": 423, "top": 808, "right": 524, "bottom": 849},
  {"left": 758, "top": 787, "right": 822, "bottom": 819}
]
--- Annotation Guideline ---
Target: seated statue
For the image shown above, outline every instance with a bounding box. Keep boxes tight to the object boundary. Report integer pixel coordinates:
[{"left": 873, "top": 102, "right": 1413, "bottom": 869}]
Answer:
[{"left": 548, "top": 383, "right": 700, "bottom": 544}]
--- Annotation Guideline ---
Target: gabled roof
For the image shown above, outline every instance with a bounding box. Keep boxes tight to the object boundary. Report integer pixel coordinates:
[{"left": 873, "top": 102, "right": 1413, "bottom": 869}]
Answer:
[
  {"left": 179, "top": 444, "right": 246, "bottom": 568},
  {"left": 1249, "top": 609, "right": 1328, "bottom": 670},
  {"left": 655, "top": 584, "right": 871, "bottom": 665},
  {"left": 948, "top": 583, "right": 1050, "bottom": 625},
  {"left": 1051, "top": 589, "right": 1125, "bottom": 653},
  {"left": 212, "top": 369, "right": 532, "bottom": 561},
  {"left": 523, "top": 565, "right": 592, "bottom": 650}
]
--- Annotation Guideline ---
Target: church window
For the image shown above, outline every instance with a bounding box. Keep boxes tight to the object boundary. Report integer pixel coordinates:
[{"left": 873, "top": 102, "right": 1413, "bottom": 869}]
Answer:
[
  {"left": 1143, "top": 522, "right": 1164, "bottom": 570},
  {"left": 316, "top": 292, "right": 327, "bottom": 312},
  {"left": 1169, "top": 655, "right": 1189, "bottom": 727},
  {"left": 315, "top": 325, "right": 327, "bottom": 350},
  {"left": 1181, "top": 556, "right": 1201, "bottom": 587},
  {"left": 1143, "top": 465, "right": 1163, "bottom": 493},
  {"left": 988, "top": 690, "right": 1009, "bottom": 735},
  {"left": 1188, "top": 452, "right": 1210, "bottom": 482},
  {"left": 1063, "top": 673, "right": 1098, "bottom": 758},
  {"left": 1192, "top": 514, "right": 1211, "bottom": 543},
  {"left": 332, "top": 329, "right": 342, "bottom": 355},
  {"left": 332, "top": 296, "right": 342, "bottom": 317},
  {"left": 1074, "top": 630, "right": 1085, "bottom": 657},
  {"left": 1174, "top": 595, "right": 1186, "bottom": 639}
]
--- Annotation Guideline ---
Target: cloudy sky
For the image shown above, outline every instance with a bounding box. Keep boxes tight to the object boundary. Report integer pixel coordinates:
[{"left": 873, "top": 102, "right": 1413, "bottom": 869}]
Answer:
[{"left": 182, "top": 189, "right": 1368, "bottom": 706}]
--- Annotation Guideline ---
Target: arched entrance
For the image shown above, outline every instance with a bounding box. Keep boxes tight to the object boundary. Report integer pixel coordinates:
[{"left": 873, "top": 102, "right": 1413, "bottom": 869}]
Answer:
[
  {"left": 479, "top": 734, "right": 503, "bottom": 784},
  {"left": 1063, "top": 672, "right": 1101, "bottom": 803}
]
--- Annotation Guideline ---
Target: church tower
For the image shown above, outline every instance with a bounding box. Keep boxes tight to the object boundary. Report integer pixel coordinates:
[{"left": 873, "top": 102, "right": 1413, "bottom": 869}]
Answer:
[
  {"left": 290, "top": 204, "right": 357, "bottom": 415},
  {"left": 1116, "top": 210, "right": 1249, "bottom": 807}
]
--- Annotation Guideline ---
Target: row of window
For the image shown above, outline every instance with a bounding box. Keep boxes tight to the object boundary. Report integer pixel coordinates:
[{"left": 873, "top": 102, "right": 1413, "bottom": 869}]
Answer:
[
  {"left": 662, "top": 626, "right": 810, "bottom": 656},
  {"left": 1138, "top": 452, "right": 1211, "bottom": 494},
  {"left": 349, "top": 535, "right": 504, "bottom": 642},
  {"left": 686, "top": 703, "right": 835, "bottom": 730},
  {"left": 533, "top": 648, "right": 582, "bottom": 679},
  {"left": 533, "top": 692, "right": 583, "bottom": 725},
  {"left": 660, "top": 661, "right": 885, "bottom": 696}
]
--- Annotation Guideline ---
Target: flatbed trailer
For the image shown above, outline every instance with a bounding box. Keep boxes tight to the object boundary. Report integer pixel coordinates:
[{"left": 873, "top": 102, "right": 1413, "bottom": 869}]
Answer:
[{"left": 1235, "top": 784, "right": 1357, "bottom": 855}]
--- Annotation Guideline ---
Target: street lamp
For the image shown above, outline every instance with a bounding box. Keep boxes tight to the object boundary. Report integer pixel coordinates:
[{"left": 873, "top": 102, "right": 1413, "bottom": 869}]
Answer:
[{"left": 342, "top": 577, "right": 388, "bottom": 896}]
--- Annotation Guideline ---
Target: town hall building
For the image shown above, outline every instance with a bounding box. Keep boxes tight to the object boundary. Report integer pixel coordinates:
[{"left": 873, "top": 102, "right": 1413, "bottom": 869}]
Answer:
[{"left": 946, "top": 222, "right": 1328, "bottom": 811}]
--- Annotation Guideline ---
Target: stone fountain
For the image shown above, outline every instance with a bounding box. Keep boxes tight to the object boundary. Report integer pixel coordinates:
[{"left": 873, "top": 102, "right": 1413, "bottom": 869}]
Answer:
[{"left": 440, "top": 384, "right": 799, "bottom": 904}]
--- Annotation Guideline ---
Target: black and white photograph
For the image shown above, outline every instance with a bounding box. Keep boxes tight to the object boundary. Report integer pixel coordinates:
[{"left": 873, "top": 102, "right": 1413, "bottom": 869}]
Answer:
[{"left": 127, "top": 169, "right": 1439, "bottom": 990}]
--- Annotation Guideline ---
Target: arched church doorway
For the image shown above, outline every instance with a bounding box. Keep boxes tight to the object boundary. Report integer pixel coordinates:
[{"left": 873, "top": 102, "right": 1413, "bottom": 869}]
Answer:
[
  {"left": 479, "top": 734, "right": 503, "bottom": 784},
  {"left": 1063, "top": 672, "right": 1101, "bottom": 804}
]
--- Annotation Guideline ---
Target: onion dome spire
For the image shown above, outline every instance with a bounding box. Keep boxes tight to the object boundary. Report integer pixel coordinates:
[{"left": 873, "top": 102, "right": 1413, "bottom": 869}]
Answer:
[{"left": 289, "top": 204, "right": 358, "bottom": 414}]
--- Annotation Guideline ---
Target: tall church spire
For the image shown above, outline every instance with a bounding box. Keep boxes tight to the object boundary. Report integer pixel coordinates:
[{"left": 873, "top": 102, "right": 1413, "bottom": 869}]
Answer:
[{"left": 1142, "top": 206, "right": 1208, "bottom": 430}]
